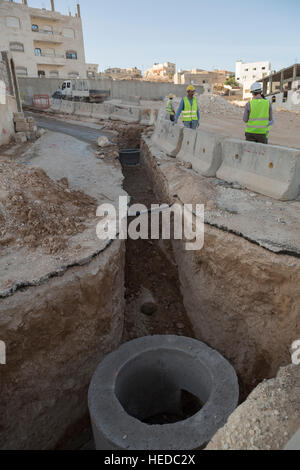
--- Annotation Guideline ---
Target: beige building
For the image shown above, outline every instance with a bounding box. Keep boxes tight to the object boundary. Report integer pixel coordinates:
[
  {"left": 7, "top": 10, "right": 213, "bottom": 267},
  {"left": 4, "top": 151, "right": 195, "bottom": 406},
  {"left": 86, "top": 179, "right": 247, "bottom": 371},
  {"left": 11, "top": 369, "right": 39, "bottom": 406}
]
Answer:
[
  {"left": 174, "top": 69, "right": 233, "bottom": 88},
  {"left": 0, "top": 0, "right": 86, "bottom": 79},
  {"left": 144, "top": 62, "right": 176, "bottom": 82},
  {"left": 102, "top": 67, "right": 142, "bottom": 80},
  {"left": 86, "top": 63, "right": 99, "bottom": 79}
]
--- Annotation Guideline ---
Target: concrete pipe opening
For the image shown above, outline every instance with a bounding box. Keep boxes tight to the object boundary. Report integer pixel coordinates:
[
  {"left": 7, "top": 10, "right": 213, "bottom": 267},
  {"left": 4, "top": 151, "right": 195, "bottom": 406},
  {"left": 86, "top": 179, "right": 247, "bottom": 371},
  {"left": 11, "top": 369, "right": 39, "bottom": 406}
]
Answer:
[{"left": 88, "top": 335, "right": 239, "bottom": 450}]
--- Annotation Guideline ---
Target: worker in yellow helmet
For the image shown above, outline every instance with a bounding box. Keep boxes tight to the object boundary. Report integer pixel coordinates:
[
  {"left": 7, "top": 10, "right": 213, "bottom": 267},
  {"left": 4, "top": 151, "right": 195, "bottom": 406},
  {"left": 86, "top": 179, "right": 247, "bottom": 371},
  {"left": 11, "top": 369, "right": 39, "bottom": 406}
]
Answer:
[
  {"left": 166, "top": 93, "right": 175, "bottom": 122},
  {"left": 174, "top": 85, "right": 200, "bottom": 129}
]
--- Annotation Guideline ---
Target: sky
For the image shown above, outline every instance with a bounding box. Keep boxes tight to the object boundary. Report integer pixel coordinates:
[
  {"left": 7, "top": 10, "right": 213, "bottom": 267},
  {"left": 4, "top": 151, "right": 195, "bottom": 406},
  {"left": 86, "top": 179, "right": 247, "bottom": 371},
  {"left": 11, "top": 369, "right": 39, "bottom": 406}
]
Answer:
[{"left": 25, "top": 0, "right": 300, "bottom": 73}]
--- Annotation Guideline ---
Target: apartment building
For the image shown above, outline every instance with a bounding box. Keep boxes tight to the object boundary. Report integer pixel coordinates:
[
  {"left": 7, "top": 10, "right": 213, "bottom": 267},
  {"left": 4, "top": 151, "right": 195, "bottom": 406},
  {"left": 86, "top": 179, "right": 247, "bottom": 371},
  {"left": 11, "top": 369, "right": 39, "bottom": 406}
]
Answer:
[
  {"left": 235, "top": 60, "right": 271, "bottom": 99},
  {"left": 0, "top": 0, "right": 86, "bottom": 79}
]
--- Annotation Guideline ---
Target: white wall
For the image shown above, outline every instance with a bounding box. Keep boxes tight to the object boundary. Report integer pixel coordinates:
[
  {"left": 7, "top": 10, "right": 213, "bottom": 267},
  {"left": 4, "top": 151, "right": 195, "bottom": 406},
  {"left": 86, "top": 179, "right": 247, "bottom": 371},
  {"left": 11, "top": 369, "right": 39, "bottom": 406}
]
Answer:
[{"left": 236, "top": 60, "right": 271, "bottom": 89}]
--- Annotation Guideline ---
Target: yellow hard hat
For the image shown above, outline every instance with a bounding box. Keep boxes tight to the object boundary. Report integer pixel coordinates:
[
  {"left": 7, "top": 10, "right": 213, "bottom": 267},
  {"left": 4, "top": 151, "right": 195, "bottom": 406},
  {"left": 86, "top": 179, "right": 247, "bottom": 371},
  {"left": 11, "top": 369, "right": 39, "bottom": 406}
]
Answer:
[
  {"left": 168, "top": 93, "right": 174, "bottom": 99},
  {"left": 186, "top": 85, "right": 196, "bottom": 92}
]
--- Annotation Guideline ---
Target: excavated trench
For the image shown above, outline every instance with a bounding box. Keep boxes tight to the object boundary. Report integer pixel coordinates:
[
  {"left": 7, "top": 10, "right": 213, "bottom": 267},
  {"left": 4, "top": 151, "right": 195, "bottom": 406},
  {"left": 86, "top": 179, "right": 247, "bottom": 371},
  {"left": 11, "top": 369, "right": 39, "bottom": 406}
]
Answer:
[
  {"left": 3, "top": 117, "right": 297, "bottom": 450},
  {"left": 121, "top": 153, "right": 195, "bottom": 343}
]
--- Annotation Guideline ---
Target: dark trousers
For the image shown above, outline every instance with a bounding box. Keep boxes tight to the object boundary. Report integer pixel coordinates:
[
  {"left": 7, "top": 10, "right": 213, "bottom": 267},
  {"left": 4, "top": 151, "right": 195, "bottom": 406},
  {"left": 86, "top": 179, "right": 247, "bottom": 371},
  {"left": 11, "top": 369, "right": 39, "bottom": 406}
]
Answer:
[
  {"left": 245, "top": 132, "right": 267, "bottom": 144},
  {"left": 169, "top": 114, "right": 175, "bottom": 122}
]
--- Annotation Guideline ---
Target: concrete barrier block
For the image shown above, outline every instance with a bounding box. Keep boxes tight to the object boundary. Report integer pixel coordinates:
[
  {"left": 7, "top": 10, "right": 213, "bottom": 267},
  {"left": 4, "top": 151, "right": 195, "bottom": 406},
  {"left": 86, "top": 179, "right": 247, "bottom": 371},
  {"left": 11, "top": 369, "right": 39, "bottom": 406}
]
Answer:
[
  {"left": 217, "top": 139, "right": 300, "bottom": 200},
  {"left": 92, "top": 103, "right": 111, "bottom": 120},
  {"left": 74, "top": 102, "right": 92, "bottom": 117},
  {"left": 193, "top": 129, "right": 223, "bottom": 176},
  {"left": 110, "top": 105, "right": 141, "bottom": 123},
  {"left": 60, "top": 100, "right": 74, "bottom": 114},
  {"left": 140, "top": 108, "right": 158, "bottom": 126},
  {"left": 177, "top": 127, "right": 197, "bottom": 163},
  {"left": 50, "top": 99, "right": 61, "bottom": 112},
  {"left": 151, "top": 119, "right": 183, "bottom": 157}
]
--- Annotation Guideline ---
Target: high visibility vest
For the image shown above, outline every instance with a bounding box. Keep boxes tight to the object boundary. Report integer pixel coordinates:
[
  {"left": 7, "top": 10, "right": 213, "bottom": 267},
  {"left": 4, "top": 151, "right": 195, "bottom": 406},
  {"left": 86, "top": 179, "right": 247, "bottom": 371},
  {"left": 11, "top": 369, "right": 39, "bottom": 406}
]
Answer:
[
  {"left": 245, "top": 99, "right": 270, "bottom": 135},
  {"left": 166, "top": 99, "right": 175, "bottom": 115},
  {"left": 182, "top": 97, "right": 198, "bottom": 122}
]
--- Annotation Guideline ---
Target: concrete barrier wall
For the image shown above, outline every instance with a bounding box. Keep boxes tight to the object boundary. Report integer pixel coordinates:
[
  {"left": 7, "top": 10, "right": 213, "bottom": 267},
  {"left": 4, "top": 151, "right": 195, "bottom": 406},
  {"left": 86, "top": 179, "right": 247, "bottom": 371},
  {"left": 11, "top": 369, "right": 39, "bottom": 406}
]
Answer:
[
  {"left": 151, "top": 118, "right": 300, "bottom": 200},
  {"left": 18, "top": 77, "right": 204, "bottom": 105},
  {"left": 177, "top": 128, "right": 224, "bottom": 177},
  {"left": 152, "top": 119, "right": 183, "bottom": 157},
  {"left": 217, "top": 139, "right": 300, "bottom": 201}
]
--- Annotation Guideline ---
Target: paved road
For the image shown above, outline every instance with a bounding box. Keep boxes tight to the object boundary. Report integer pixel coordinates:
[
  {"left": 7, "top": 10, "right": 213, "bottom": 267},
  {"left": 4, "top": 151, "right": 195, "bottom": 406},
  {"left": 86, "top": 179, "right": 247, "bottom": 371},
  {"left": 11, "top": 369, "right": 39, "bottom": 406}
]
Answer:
[{"left": 25, "top": 112, "right": 109, "bottom": 145}]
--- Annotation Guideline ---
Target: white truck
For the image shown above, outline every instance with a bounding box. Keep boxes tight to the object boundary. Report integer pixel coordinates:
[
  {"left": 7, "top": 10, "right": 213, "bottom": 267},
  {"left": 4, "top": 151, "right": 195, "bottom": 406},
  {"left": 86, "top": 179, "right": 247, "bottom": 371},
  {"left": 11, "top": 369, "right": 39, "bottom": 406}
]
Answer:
[{"left": 53, "top": 79, "right": 110, "bottom": 103}]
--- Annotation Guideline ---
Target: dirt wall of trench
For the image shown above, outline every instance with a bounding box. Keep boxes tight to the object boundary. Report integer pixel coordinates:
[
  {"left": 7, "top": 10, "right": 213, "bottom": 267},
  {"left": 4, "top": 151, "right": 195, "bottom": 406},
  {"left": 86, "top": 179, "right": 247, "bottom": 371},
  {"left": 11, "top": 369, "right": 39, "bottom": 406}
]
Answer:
[
  {"left": 0, "top": 239, "right": 125, "bottom": 450},
  {"left": 141, "top": 138, "right": 300, "bottom": 397}
]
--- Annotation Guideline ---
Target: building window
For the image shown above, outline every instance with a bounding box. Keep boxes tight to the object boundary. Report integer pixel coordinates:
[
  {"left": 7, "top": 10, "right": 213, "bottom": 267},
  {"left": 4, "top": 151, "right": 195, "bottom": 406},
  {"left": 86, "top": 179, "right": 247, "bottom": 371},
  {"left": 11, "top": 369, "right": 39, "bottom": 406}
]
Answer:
[
  {"left": 68, "top": 72, "right": 79, "bottom": 78},
  {"left": 15, "top": 66, "right": 28, "bottom": 76},
  {"left": 38, "top": 70, "right": 46, "bottom": 78},
  {"left": 6, "top": 16, "right": 20, "bottom": 29},
  {"left": 253, "top": 67, "right": 257, "bottom": 71},
  {"left": 66, "top": 51, "right": 77, "bottom": 60},
  {"left": 49, "top": 71, "right": 59, "bottom": 78},
  {"left": 35, "top": 48, "right": 41, "bottom": 56},
  {"left": 262, "top": 67, "right": 266, "bottom": 70},
  {"left": 63, "top": 28, "right": 75, "bottom": 39},
  {"left": 9, "top": 42, "right": 24, "bottom": 52},
  {"left": 32, "top": 24, "right": 39, "bottom": 32},
  {"left": 245, "top": 68, "right": 248, "bottom": 72}
]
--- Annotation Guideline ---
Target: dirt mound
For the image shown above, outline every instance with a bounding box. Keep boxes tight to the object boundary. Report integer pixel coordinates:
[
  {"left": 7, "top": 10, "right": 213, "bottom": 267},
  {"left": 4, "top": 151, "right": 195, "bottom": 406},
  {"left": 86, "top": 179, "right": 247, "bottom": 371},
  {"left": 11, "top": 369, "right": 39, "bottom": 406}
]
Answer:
[
  {"left": 0, "top": 159, "right": 96, "bottom": 254},
  {"left": 198, "top": 94, "right": 244, "bottom": 116}
]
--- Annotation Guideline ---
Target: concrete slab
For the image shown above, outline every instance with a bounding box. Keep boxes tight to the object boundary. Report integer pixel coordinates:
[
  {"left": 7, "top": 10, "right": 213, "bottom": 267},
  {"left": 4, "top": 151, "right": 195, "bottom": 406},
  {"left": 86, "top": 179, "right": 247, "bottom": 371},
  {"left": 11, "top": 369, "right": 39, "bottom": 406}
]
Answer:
[{"left": 217, "top": 139, "right": 300, "bottom": 201}]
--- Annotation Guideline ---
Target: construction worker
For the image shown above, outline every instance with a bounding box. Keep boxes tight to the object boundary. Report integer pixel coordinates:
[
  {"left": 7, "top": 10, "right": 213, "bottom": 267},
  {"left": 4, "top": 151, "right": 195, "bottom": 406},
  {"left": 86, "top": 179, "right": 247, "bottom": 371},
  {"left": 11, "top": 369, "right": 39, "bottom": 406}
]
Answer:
[
  {"left": 166, "top": 93, "right": 175, "bottom": 122},
  {"left": 243, "top": 82, "right": 273, "bottom": 144},
  {"left": 174, "top": 85, "right": 200, "bottom": 129}
]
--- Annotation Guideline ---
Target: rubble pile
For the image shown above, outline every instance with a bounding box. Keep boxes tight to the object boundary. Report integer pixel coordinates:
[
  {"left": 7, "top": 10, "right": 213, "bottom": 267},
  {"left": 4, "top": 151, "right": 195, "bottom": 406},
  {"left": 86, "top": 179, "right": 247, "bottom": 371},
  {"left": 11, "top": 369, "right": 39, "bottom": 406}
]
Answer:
[
  {"left": 198, "top": 94, "right": 244, "bottom": 116},
  {"left": 13, "top": 113, "right": 43, "bottom": 144},
  {"left": 0, "top": 160, "right": 96, "bottom": 253}
]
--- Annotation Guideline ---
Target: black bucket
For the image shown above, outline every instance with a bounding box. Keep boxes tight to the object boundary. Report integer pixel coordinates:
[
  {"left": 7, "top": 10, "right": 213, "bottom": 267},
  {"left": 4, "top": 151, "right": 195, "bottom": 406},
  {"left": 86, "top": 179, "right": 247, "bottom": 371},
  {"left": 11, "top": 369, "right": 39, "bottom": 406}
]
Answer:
[{"left": 119, "top": 149, "right": 140, "bottom": 166}]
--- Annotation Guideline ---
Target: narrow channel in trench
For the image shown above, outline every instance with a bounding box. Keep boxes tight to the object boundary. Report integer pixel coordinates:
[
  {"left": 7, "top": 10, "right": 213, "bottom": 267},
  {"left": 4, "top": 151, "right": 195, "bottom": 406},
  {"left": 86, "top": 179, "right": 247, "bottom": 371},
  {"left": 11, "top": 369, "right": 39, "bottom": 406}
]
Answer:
[{"left": 120, "top": 153, "right": 195, "bottom": 343}]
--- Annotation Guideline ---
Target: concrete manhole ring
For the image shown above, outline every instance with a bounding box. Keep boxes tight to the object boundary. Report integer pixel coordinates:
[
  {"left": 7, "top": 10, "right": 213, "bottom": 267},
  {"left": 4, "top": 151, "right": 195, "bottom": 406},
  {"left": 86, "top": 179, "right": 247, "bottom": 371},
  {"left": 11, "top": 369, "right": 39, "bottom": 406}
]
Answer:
[{"left": 88, "top": 335, "right": 239, "bottom": 450}]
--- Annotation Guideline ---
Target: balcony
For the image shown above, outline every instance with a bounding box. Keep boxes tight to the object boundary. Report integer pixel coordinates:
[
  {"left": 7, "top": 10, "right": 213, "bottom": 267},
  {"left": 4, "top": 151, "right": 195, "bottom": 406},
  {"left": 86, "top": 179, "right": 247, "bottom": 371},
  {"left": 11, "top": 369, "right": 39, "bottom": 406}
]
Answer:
[
  {"left": 32, "top": 30, "right": 64, "bottom": 44},
  {"left": 35, "top": 52, "right": 66, "bottom": 66}
]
